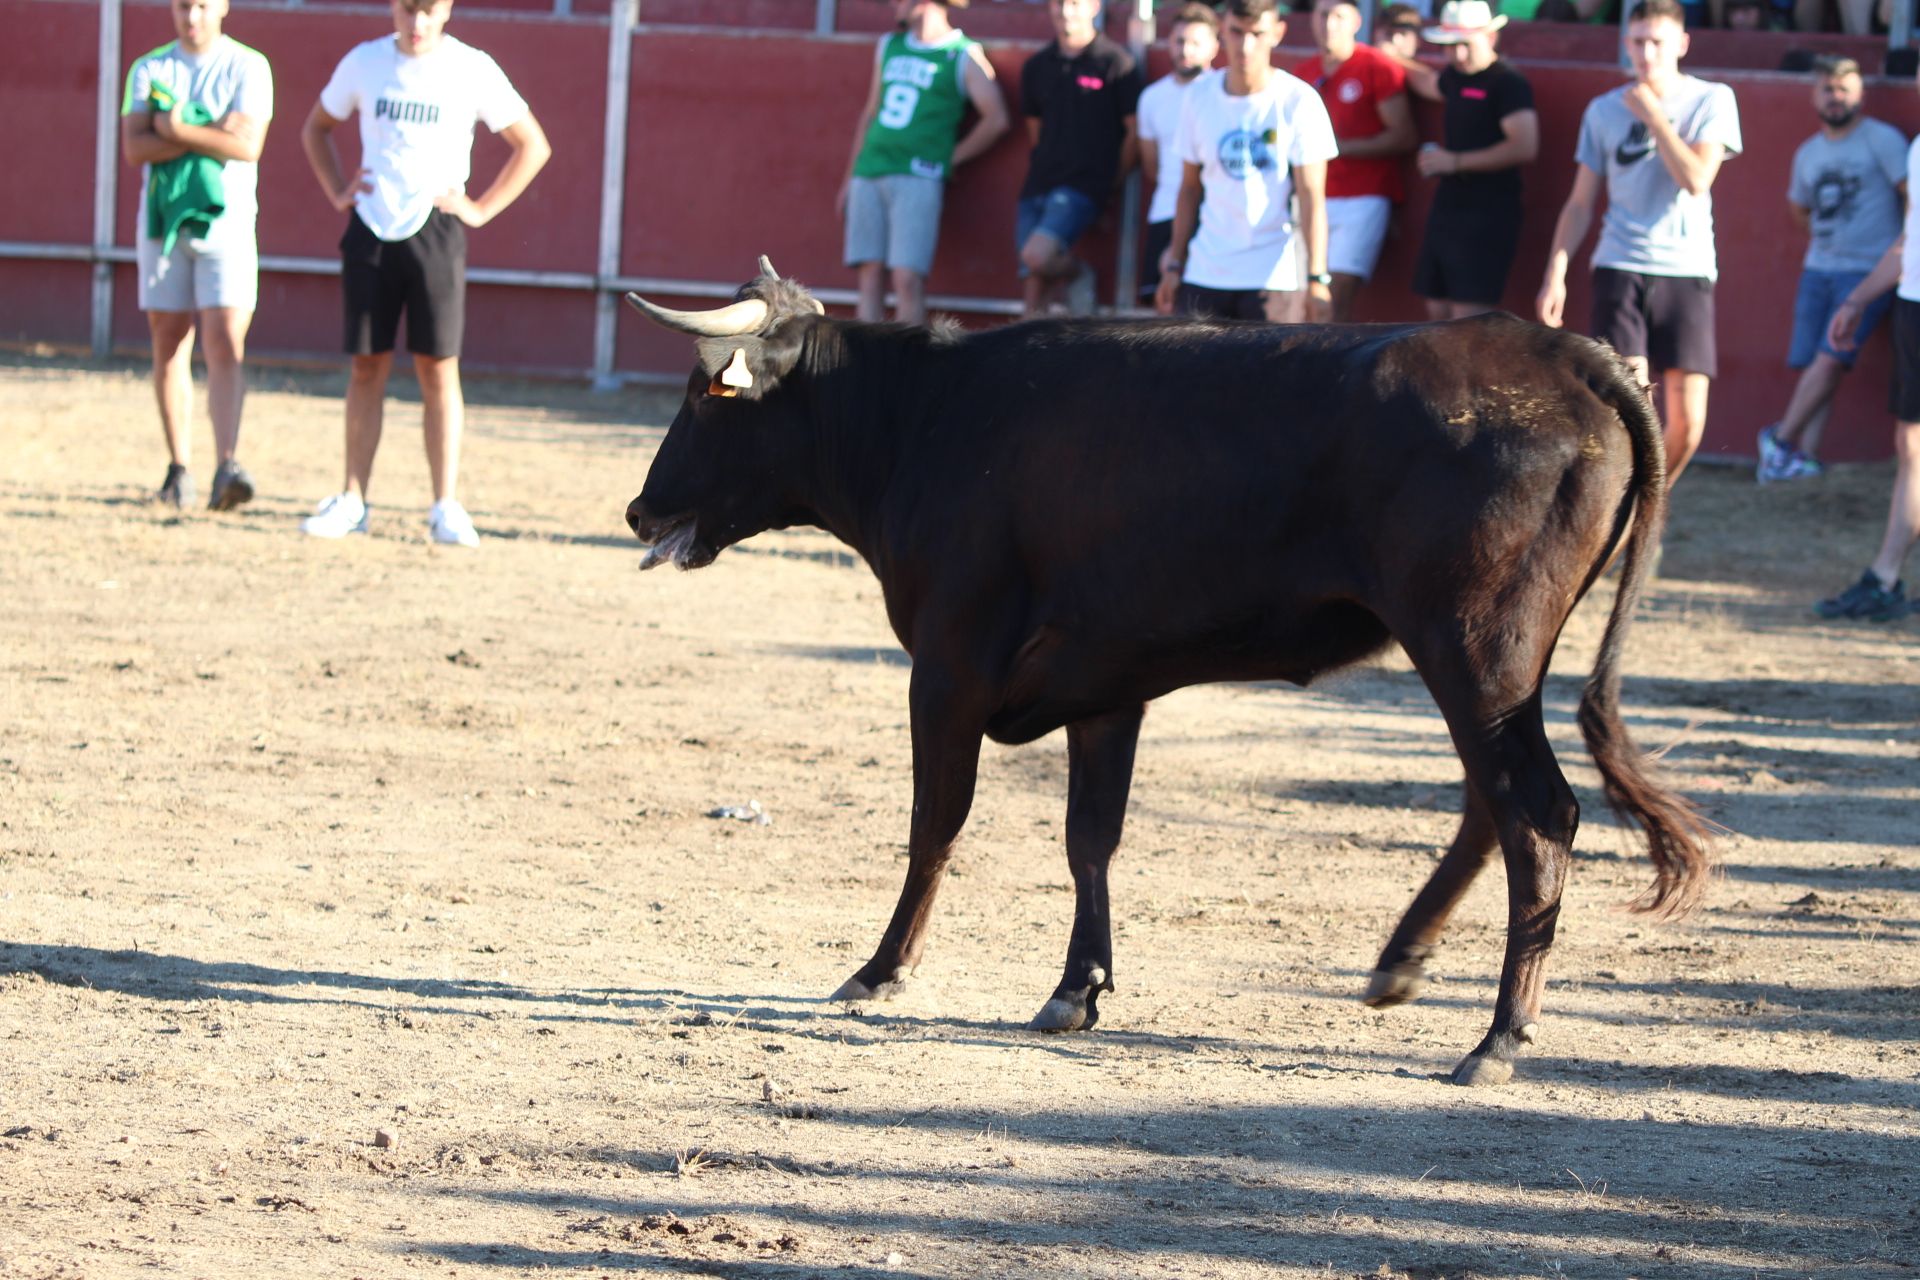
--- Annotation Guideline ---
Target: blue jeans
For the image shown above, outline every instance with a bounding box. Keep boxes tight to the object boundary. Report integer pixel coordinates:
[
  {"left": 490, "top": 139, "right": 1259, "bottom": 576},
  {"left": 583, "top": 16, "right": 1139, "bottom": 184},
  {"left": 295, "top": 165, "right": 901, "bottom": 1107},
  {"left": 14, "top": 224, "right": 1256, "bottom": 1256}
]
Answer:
[
  {"left": 1015, "top": 187, "right": 1100, "bottom": 274},
  {"left": 1790, "top": 267, "right": 1891, "bottom": 370}
]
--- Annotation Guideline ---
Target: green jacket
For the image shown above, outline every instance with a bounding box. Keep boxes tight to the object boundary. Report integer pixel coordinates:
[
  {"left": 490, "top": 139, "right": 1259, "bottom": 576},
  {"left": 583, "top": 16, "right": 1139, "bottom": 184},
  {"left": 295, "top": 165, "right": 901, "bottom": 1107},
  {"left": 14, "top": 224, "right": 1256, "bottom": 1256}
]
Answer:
[{"left": 146, "top": 93, "right": 225, "bottom": 255}]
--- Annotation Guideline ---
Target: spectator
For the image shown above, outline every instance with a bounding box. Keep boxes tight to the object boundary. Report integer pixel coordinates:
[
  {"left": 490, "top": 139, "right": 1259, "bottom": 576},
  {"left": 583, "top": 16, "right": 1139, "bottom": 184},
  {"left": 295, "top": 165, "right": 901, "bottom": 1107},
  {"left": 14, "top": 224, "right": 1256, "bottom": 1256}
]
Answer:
[
  {"left": 1374, "top": 4, "right": 1427, "bottom": 61},
  {"left": 1017, "top": 0, "right": 1143, "bottom": 317},
  {"left": 1294, "top": 0, "right": 1418, "bottom": 321},
  {"left": 838, "top": 0, "right": 1008, "bottom": 326},
  {"left": 1817, "top": 188, "right": 1920, "bottom": 621},
  {"left": 1535, "top": 0, "right": 1740, "bottom": 484},
  {"left": 120, "top": 0, "right": 272, "bottom": 512},
  {"left": 1136, "top": 4, "right": 1220, "bottom": 304},
  {"left": 298, "top": 0, "right": 551, "bottom": 546},
  {"left": 1408, "top": 0, "right": 1538, "bottom": 320},
  {"left": 1758, "top": 55, "right": 1906, "bottom": 482},
  {"left": 1154, "top": 0, "right": 1337, "bottom": 322}
]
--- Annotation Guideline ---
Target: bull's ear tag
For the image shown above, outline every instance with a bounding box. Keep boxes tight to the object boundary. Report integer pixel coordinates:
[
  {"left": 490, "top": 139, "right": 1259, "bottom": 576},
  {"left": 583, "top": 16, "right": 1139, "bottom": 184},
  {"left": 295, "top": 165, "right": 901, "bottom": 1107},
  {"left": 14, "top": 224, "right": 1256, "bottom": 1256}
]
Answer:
[{"left": 720, "top": 347, "right": 754, "bottom": 389}]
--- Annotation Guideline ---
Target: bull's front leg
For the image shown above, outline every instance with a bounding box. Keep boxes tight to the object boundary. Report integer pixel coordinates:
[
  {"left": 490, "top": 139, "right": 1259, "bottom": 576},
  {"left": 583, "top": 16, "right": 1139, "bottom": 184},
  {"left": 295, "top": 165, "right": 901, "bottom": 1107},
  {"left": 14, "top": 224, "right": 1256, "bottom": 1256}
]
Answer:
[
  {"left": 1032, "top": 704, "right": 1144, "bottom": 1032},
  {"left": 830, "top": 666, "right": 985, "bottom": 1003}
]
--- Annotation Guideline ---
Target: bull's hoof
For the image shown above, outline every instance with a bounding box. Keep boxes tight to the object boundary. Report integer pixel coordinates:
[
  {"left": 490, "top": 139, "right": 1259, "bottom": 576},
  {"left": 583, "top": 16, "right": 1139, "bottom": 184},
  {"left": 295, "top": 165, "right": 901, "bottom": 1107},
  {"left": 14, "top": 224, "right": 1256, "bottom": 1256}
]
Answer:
[
  {"left": 829, "top": 972, "right": 908, "bottom": 1003},
  {"left": 1363, "top": 963, "right": 1428, "bottom": 1008},
  {"left": 1448, "top": 1053, "right": 1515, "bottom": 1087},
  {"left": 1031, "top": 990, "right": 1099, "bottom": 1032}
]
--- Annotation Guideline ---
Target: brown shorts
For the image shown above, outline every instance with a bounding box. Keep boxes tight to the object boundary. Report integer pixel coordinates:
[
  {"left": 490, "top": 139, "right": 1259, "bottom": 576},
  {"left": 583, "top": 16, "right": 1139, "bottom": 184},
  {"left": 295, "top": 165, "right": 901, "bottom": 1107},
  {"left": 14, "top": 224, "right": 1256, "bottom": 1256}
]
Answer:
[{"left": 1590, "top": 267, "right": 1715, "bottom": 377}]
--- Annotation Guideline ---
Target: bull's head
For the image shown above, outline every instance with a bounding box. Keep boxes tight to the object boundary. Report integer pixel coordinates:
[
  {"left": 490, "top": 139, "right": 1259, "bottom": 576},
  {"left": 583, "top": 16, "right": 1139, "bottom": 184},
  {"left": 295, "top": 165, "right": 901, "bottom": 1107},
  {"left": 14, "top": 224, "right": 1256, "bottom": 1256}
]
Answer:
[{"left": 623, "top": 256, "right": 827, "bottom": 570}]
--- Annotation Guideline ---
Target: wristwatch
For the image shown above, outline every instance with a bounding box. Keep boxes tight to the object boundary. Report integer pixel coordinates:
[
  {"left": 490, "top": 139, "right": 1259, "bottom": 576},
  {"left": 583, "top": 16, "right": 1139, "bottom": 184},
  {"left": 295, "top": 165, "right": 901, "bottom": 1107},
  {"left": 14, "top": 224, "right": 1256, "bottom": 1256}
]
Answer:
[{"left": 1307, "top": 272, "right": 1333, "bottom": 287}]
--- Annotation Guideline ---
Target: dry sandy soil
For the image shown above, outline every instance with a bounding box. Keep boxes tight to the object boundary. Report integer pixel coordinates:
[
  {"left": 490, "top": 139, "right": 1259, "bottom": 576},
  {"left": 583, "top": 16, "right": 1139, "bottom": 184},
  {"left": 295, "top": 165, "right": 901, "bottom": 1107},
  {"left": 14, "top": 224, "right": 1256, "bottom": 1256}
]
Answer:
[{"left": 1, "top": 347, "right": 1916, "bottom": 1280}]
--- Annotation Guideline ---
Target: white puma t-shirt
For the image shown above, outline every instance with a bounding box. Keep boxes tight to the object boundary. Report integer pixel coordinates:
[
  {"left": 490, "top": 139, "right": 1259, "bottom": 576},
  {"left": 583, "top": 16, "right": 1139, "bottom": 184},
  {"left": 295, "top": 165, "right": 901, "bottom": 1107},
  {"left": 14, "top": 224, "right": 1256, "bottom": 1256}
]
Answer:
[{"left": 319, "top": 33, "right": 528, "bottom": 242}]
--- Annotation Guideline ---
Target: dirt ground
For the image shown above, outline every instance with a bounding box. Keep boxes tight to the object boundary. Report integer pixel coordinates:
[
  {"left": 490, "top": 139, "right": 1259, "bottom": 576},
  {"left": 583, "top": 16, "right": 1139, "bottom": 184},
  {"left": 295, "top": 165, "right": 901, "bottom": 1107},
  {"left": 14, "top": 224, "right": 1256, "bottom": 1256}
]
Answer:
[{"left": 1, "top": 346, "right": 1915, "bottom": 1280}]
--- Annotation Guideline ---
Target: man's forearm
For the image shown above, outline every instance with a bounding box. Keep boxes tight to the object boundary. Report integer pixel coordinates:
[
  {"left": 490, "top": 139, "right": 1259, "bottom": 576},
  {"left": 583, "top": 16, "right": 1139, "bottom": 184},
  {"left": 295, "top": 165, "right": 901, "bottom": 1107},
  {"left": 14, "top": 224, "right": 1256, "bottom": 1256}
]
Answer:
[
  {"left": 1845, "top": 239, "right": 1903, "bottom": 305},
  {"left": 1646, "top": 114, "right": 1711, "bottom": 195},
  {"left": 1454, "top": 136, "right": 1533, "bottom": 173},
  {"left": 166, "top": 117, "right": 262, "bottom": 164},
  {"left": 124, "top": 126, "right": 188, "bottom": 166},
  {"left": 302, "top": 121, "right": 347, "bottom": 200},
  {"left": 950, "top": 113, "right": 1006, "bottom": 169},
  {"left": 470, "top": 134, "right": 552, "bottom": 223},
  {"left": 1544, "top": 202, "right": 1594, "bottom": 283}
]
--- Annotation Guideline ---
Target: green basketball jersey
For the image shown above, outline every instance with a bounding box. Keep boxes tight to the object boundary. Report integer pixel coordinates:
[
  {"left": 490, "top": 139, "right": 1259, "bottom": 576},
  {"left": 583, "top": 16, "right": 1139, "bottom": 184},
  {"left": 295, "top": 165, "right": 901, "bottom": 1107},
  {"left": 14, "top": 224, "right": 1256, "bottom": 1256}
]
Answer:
[{"left": 852, "top": 30, "right": 978, "bottom": 182}]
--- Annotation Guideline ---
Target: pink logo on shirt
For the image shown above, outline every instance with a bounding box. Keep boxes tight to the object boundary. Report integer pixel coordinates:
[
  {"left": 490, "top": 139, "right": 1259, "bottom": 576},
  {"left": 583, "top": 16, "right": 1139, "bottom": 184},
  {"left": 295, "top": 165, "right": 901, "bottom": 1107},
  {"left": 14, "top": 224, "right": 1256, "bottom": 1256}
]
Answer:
[
  {"left": 1077, "top": 75, "right": 1105, "bottom": 90},
  {"left": 1462, "top": 87, "right": 1488, "bottom": 99}
]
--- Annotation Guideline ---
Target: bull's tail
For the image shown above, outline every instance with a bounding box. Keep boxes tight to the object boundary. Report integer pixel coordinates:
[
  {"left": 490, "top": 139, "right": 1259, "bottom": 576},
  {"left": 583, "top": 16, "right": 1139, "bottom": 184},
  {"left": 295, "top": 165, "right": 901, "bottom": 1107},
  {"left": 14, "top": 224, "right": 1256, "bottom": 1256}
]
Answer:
[{"left": 1578, "top": 350, "right": 1715, "bottom": 916}]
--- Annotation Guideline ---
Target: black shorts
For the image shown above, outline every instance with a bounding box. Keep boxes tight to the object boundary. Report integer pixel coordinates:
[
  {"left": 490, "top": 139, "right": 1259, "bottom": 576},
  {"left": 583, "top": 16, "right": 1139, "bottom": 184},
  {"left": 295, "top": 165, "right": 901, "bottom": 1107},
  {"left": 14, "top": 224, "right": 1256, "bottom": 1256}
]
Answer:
[
  {"left": 1414, "top": 203, "right": 1522, "bottom": 306},
  {"left": 1888, "top": 298, "right": 1920, "bottom": 421},
  {"left": 341, "top": 210, "right": 467, "bottom": 359},
  {"left": 1141, "top": 219, "right": 1173, "bottom": 301},
  {"left": 1175, "top": 281, "right": 1270, "bottom": 322},
  {"left": 1590, "top": 267, "right": 1715, "bottom": 378}
]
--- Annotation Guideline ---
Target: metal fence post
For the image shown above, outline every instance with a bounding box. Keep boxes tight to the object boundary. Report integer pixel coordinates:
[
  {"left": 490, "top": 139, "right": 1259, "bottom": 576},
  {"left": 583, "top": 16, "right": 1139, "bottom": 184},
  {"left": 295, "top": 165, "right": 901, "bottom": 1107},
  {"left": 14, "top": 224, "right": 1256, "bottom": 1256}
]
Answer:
[
  {"left": 592, "top": 0, "right": 638, "bottom": 389},
  {"left": 92, "top": 0, "right": 122, "bottom": 357}
]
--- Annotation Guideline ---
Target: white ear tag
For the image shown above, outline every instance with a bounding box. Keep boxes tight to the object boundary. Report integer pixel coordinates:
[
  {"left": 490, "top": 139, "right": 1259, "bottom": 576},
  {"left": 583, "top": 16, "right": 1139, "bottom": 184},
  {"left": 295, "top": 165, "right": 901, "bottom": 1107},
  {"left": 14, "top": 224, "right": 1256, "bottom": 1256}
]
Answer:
[{"left": 720, "top": 347, "right": 755, "bottom": 389}]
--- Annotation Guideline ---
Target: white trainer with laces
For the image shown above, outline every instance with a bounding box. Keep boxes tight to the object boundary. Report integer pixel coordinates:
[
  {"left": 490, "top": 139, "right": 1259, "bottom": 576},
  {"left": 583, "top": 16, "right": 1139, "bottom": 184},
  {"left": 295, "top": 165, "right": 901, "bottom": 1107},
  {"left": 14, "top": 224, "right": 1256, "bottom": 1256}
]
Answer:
[
  {"left": 429, "top": 498, "right": 479, "bottom": 548},
  {"left": 301, "top": 492, "right": 368, "bottom": 538}
]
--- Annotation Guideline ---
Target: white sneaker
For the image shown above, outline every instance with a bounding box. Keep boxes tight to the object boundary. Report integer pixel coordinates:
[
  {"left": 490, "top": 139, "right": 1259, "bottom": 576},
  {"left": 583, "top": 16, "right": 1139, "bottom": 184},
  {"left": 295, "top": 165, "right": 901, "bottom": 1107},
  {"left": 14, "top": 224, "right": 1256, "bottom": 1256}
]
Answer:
[
  {"left": 301, "top": 492, "right": 368, "bottom": 538},
  {"left": 428, "top": 498, "right": 479, "bottom": 548}
]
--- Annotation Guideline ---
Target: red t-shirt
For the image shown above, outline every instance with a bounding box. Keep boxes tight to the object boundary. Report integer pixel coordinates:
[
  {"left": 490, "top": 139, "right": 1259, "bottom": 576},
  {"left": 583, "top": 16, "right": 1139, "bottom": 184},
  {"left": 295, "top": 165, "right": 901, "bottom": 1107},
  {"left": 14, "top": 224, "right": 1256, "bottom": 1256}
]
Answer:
[{"left": 1291, "top": 43, "right": 1407, "bottom": 202}]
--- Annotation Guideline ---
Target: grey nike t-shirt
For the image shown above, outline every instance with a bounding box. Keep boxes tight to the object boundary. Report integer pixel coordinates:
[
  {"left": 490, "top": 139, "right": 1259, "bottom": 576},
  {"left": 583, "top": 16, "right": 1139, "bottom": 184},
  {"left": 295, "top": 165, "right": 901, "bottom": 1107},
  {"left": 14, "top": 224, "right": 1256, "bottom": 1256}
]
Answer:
[{"left": 1574, "top": 76, "right": 1742, "bottom": 280}]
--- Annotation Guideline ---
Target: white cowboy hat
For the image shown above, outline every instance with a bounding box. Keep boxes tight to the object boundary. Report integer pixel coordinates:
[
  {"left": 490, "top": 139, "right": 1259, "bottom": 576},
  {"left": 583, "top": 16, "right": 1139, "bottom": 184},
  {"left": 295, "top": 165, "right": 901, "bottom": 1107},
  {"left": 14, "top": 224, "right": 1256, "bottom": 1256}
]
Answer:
[{"left": 1422, "top": 0, "right": 1509, "bottom": 41}]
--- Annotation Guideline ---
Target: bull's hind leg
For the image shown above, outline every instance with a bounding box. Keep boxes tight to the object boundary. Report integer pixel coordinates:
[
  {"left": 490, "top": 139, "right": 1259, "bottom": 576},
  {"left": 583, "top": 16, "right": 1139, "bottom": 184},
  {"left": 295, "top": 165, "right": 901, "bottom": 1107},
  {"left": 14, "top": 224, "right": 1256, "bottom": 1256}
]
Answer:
[
  {"left": 831, "top": 669, "right": 985, "bottom": 1003},
  {"left": 1032, "top": 704, "right": 1145, "bottom": 1032},
  {"left": 1365, "top": 787, "right": 1498, "bottom": 1008},
  {"left": 1436, "top": 694, "right": 1578, "bottom": 1086}
]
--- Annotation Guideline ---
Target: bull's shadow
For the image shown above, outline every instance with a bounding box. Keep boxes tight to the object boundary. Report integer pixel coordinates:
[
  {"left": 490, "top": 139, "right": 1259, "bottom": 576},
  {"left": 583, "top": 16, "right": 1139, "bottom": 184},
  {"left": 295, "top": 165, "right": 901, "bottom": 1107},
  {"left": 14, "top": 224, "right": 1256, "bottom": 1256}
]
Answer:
[{"left": 413, "top": 1095, "right": 1918, "bottom": 1279}]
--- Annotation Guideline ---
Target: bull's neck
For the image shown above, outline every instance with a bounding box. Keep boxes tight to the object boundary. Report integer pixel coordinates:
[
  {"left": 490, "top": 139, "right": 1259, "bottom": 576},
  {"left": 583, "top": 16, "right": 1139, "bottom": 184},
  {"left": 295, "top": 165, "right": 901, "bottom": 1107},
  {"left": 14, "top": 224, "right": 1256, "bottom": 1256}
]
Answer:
[{"left": 795, "top": 322, "right": 918, "bottom": 561}]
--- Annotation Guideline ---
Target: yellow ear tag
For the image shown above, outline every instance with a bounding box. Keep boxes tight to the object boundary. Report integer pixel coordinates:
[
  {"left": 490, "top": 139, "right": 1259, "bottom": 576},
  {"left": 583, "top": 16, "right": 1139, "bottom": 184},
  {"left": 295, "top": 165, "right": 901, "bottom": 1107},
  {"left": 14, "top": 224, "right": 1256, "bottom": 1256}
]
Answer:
[{"left": 720, "top": 347, "right": 754, "bottom": 389}]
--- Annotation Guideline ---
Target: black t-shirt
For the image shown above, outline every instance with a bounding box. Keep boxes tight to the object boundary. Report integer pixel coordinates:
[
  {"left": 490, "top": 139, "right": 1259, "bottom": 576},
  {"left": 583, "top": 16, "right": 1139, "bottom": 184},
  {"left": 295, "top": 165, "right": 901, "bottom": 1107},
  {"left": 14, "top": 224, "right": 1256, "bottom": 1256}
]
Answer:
[
  {"left": 1019, "top": 35, "right": 1143, "bottom": 203},
  {"left": 1434, "top": 60, "right": 1534, "bottom": 211}
]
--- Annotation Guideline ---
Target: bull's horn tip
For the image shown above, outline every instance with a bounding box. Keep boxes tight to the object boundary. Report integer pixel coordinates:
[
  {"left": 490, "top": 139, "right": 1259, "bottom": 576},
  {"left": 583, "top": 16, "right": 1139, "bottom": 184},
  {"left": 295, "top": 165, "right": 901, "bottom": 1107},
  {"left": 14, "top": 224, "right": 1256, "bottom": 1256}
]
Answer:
[{"left": 757, "top": 254, "right": 779, "bottom": 280}]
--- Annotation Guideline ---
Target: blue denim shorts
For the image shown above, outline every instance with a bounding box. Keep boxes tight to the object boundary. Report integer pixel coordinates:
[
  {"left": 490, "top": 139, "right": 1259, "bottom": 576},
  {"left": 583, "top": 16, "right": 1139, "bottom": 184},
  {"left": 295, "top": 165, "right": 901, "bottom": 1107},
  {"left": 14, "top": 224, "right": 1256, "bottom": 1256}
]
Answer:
[
  {"left": 1015, "top": 186, "right": 1100, "bottom": 270},
  {"left": 1790, "top": 267, "right": 1892, "bottom": 370}
]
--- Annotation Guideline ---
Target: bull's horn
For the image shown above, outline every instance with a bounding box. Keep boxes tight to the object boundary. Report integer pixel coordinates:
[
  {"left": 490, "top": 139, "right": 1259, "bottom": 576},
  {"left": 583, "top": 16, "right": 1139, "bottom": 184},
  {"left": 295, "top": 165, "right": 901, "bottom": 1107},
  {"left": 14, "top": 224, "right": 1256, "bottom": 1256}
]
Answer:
[
  {"left": 757, "top": 254, "right": 779, "bottom": 280},
  {"left": 624, "top": 294, "right": 769, "bottom": 337}
]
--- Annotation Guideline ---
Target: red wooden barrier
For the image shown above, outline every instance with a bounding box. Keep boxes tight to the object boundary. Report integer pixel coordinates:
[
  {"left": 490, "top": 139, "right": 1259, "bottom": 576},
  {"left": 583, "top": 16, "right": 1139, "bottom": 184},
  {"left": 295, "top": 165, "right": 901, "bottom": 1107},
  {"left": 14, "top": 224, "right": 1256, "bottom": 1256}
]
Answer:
[{"left": 3, "top": 0, "right": 1917, "bottom": 460}]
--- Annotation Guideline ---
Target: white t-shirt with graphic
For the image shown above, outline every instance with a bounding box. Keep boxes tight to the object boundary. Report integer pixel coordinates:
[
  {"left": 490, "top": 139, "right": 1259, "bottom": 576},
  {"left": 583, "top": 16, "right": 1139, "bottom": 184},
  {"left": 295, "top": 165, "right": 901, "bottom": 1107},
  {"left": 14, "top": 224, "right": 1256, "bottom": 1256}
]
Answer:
[
  {"left": 1175, "top": 68, "right": 1339, "bottom": 291},
  {"left": 122, "top": 36, "right": 274, "bottom": 248},
  {"left": 319, "top": 34, "right": 528, "bottom": 242},
  {"left": 1138, "top": 71, "right": 1199, "bottom": 225}
]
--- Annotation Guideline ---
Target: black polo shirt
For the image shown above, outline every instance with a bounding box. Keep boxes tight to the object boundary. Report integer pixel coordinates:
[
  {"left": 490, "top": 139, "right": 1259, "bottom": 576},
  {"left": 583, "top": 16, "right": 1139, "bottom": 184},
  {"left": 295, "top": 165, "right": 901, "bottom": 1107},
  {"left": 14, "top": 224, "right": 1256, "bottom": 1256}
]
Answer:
[
  {"left": 1019, "top": 35, "right": 1143, "bottom": 203},
  {"left": 1434, "top": 59, "right": 1534, "bottom": 211}
]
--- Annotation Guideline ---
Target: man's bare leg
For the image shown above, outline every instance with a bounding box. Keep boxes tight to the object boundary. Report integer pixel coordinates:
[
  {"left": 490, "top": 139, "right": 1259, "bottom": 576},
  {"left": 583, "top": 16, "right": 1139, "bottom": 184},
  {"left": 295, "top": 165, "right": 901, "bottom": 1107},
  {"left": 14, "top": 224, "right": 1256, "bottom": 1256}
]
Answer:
[
  {"left": 148, "top": 311, "right": 196, "bottom": 469},
  {"left": 199, "top": 307, "right": 253, "bottom": 465},
  {"left": 344, "top": 352, "right": 393, "bottom": 499},
  {"left": 1663, "top": 368, "right": 1710, "bottom": 484},
  {"left": 1328, "top": 272, "right": 1363, "bottom": 322},
  {"left": 1869, "top": 418, "right": 1920, "bottom": 586},
  {"left": 890, "top": 266, "right": 928, "bottom": 327},
  {"left": 854, "top": 262, "right": 886, "bottom": 323},
  {"left": 1019, "top": 231, "right": 1075, "bottom": 319},
  {"left": 1775, "top": 352, "right": 1846, "bottom": 459},
  {"left": 415, "top": 354, "right": 464, "bottom": 505}
]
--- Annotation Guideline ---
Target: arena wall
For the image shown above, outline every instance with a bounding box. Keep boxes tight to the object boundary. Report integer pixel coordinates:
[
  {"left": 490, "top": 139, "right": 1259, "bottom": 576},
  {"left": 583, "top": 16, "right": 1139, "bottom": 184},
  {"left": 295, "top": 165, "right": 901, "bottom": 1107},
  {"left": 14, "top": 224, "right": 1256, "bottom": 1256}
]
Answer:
[{"left": 3, "top": 0, "right": 1916, "bottom": 461}]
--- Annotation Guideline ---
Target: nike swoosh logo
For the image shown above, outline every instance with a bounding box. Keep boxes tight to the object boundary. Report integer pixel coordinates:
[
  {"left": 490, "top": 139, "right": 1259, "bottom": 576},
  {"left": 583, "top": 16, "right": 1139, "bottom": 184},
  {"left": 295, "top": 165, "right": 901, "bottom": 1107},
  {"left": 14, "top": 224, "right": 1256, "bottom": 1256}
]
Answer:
[{"left": 1614, "top": 142, "right": 1653, "bottom": 165}]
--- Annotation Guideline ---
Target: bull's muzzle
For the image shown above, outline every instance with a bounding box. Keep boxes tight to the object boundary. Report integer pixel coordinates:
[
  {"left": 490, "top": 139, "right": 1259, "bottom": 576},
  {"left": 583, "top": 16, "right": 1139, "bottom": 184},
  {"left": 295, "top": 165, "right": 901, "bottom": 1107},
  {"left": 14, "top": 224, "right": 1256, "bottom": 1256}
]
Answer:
[{"left": 625, "top": 495, "right": 649, "bottom": 538}]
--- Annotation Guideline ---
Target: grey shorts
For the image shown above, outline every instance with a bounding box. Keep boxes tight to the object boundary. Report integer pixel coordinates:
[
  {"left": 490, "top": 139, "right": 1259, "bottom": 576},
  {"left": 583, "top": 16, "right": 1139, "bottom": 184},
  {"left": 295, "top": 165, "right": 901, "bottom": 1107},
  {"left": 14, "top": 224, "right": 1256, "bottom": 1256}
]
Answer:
[
  {"left": 844, "top": 174, "right": 944, "bottom": 277},
  {"left": 137, "top": 231, "right": 258, "bottom": 312}
]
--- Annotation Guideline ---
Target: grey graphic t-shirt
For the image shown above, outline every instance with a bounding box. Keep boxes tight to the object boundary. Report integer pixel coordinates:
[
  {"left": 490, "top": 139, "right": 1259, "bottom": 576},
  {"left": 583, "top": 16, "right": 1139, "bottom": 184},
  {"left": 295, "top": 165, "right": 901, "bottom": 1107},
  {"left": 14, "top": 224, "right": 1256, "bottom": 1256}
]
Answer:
[
  {"left": 1574, "top": 76, "right": 1742, "bottom": 280},
  {"left": 1789, "top": 117, "right": 1906, "bottom": 275}
]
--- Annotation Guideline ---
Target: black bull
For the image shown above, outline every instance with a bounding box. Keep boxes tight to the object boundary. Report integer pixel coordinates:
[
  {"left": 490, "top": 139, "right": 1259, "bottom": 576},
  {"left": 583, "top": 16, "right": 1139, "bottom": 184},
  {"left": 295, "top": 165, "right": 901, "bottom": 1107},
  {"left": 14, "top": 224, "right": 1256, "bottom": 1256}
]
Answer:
[{"left": 623, "top": 263, "right": 1711, "bottom": 1087}]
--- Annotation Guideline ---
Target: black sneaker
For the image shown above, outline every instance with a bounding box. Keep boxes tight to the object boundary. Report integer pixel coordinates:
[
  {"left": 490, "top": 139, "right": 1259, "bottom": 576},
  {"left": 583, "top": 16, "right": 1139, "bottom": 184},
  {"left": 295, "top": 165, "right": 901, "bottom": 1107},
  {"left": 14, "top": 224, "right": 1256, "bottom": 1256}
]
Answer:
[
  {"left": 208, "top": 460, "right": 255, "bottom": 512},
  {"left": 156, "top": 463, "right": 194, "bottom": 509},
  {"left": 1814, "top": 570, "right": 1909, "bottom": 622}
]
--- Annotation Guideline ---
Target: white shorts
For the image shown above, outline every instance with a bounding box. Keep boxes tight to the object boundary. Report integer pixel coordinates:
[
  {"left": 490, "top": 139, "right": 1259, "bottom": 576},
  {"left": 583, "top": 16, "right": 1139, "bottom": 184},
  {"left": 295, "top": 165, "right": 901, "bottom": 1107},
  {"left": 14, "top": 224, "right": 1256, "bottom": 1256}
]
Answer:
[
  {"left": 1325, "top": 195, "right": 1392, "bottom": 282},
  {"left": 844, "top": 174, "right": 945, "bottom": 277},
  {"left": 137, "top": 231, "right": 258, "bottom": 313}
]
